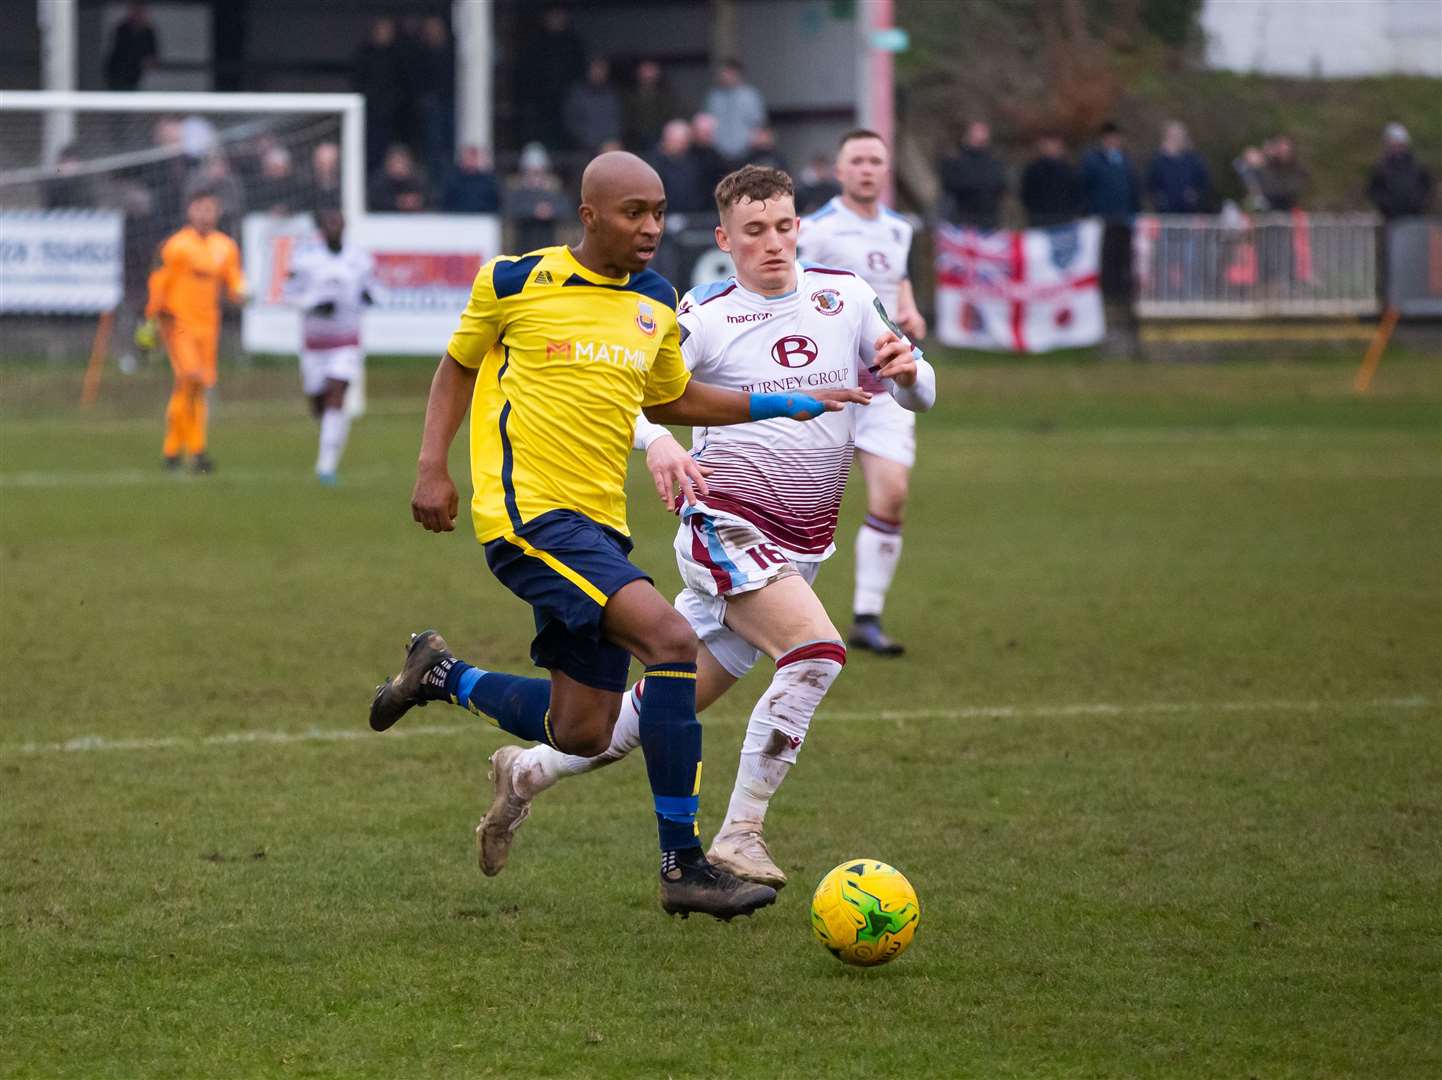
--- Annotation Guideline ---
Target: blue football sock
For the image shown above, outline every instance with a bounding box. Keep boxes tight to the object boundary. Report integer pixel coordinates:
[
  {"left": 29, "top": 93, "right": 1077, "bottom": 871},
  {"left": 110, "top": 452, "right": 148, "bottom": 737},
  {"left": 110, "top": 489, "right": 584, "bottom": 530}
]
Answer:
[
  {"left": 444, "top": 660, "right": 555, "bottom": 747},
  {"left": 636, "top": 662, "right": 703, "bottom": 853}
]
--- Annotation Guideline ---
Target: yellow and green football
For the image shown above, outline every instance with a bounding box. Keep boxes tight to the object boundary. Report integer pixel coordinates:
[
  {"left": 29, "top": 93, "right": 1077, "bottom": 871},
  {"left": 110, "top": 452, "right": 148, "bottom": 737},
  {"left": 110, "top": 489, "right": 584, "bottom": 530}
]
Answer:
[{"left": 810, "top": 859, "right": 920, "bottom": 967}]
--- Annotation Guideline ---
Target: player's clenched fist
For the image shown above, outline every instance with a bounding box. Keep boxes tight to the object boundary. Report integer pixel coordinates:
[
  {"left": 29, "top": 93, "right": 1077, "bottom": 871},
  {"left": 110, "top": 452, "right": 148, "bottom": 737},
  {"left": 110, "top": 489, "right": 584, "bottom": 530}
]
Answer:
[{"left": 411, "top": 466, "right": 459, "bottom": 532}]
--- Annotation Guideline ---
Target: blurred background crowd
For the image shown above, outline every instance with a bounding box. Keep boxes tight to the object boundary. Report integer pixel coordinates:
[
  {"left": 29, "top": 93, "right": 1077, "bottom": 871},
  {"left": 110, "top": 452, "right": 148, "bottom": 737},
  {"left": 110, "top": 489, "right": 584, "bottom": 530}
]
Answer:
[{"left": 47, "top": 2, "right": 1432, "bottom": 243}]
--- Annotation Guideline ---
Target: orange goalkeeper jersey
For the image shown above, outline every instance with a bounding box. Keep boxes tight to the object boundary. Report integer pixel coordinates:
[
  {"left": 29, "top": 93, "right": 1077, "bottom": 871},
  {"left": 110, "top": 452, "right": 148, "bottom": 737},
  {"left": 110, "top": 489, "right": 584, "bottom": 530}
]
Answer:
[{"left": 145, "top": 226, "right": 246, "bottom": 331}]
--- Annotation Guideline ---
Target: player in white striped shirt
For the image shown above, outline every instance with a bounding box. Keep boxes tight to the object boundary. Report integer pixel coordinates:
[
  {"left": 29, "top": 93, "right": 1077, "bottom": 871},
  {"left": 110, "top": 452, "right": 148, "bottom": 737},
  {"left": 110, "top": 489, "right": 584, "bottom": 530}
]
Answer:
[
  {"left": 799, "top": 130, "right": 930, "bottom": 654},
  {"left": 476, "top": 166, "right": 936, "bottom": 888},
  {"left": 283, "top": 208, "right": 375, "bottom": 484}
]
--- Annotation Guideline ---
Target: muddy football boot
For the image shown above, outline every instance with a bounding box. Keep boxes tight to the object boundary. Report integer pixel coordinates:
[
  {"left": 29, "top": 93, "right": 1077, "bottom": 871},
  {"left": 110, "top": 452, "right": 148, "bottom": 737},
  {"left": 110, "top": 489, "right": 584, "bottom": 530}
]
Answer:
[
  {"left": 707, "top": 822, "right": 787, "bottom": 889},
  {"left": 660, "top": 854, "right": 779, "bottom": 921},
  {"left": 475, "top": 744, "right": 533, "bottom": 876},
  {"left": 369, "top": 629, "right": 454, "bottom": 732}
]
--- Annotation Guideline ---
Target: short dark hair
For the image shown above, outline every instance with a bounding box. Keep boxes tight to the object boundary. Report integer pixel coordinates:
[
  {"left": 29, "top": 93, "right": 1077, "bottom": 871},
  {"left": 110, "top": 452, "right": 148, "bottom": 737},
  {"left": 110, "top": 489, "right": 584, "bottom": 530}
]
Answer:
[
  {"left": 1100, "top": 121, "right": 1121, "bottom": 136},
  {"left": 721, "top": 57, "right": 744, "bottom": 72},
  {"left": 839, "top": 128, "right": 886, "bottom": 149},
  {"left": 186, "top": 185, "right": 219, "bottom": 204},
  {"left": 714, "top": 164, "right": 794, "bottom": 216}
]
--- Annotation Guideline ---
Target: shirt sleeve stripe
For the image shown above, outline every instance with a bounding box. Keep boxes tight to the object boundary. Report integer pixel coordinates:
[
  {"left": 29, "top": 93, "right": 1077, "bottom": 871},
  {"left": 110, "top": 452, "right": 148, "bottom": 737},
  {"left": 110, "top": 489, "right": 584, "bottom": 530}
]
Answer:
[{"left": 492, "top": 254, "right": 544, "bottom": 299}]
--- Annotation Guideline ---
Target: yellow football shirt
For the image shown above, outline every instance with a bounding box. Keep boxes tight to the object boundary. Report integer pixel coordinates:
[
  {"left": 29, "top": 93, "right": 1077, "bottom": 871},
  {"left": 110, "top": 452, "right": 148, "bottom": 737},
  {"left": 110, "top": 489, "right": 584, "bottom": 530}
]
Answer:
[{"left": 447, "top": 245, "right": 690, "bottom": 543}]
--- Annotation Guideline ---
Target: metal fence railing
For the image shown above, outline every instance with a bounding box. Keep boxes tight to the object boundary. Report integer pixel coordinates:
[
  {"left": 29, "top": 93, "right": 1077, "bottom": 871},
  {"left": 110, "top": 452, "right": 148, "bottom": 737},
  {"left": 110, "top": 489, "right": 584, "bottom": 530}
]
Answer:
[{"left": 1135, "top": 211, "right": 1380, "bottom": 319}]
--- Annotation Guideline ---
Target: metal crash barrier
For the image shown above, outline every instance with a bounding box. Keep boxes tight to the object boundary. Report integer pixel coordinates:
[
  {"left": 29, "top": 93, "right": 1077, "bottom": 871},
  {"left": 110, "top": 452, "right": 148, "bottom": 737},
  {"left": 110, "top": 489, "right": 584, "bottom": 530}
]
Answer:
[{"left": 1135, "top": 212, "right": 1381, "bottom": 318}]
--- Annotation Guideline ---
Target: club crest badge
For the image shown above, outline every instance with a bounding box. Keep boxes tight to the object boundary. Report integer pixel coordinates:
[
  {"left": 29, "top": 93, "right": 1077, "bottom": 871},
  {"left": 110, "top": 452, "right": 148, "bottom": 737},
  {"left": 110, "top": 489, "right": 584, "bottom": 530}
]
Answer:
[
  {"left": 811, "top": 288, "right": 844, "bottom": 316},
  {"left": 636, "top": 300, "right": 657, "bottom": 335}
]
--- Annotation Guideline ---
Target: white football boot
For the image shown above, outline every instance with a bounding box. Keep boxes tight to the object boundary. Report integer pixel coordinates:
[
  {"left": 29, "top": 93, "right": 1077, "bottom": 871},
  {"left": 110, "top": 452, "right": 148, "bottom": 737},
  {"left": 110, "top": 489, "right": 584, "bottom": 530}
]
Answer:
[
  {"left": 475, "top": 745, "right": 533, "bottom": 877},
  {"left": 707, "top": 821, "right": 787, "bottom": 889}
]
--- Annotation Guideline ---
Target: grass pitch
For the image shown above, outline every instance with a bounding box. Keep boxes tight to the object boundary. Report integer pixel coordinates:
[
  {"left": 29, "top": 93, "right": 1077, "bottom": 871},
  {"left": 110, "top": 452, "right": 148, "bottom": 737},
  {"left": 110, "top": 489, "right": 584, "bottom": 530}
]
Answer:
[{"left": 2, "top": 350, "right": 1439, "bottom": 1078}]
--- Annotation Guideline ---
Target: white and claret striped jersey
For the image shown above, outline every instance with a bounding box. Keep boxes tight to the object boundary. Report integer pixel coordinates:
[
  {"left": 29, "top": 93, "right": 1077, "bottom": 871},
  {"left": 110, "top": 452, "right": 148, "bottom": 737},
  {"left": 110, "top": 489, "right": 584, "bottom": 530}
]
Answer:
[
  {"left": 447, "top": 245, "right": 690, "bottom": 543},
  {"left": 284, "top": 243, "right": 374, "bottom": 350},
  {"left": 653, "top": 263, "right": 931, "bottom": 561},
  {"left": 798, "top": 197, "right": 915, "bottom": 392}
]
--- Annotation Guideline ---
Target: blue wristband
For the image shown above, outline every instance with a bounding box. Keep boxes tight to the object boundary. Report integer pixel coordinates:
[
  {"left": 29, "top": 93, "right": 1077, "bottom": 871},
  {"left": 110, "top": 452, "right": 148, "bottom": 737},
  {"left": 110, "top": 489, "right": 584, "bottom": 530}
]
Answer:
[{"left": 749, "top": 391, "right": 825, "bottom": 421}]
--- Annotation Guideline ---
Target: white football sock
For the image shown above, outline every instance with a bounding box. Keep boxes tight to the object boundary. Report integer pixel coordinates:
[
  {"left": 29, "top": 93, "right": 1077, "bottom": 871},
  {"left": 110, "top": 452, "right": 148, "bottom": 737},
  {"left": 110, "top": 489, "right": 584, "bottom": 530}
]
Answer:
[
  {"left": 853, "top": 516, "right": 904, "bottom": 617},
  {"left": 316, "top": 407, "right": 352, "bottom": 476},
  {"left": 722, "top": 642, "right": 846, "bottom": 830},
  {"left": 508, "top": 681, "right": 644, "bottom": 798}
]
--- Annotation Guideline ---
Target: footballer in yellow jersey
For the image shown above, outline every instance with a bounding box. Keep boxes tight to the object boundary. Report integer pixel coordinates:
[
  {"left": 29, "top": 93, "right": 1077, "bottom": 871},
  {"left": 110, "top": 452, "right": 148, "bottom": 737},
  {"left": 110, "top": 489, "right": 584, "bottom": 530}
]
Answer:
[
  {"left": 446, "top": 242, "right": 689, "bottom": 543},
  {"left": 369, "top": 152, "right": 867, "bottom": 920}
]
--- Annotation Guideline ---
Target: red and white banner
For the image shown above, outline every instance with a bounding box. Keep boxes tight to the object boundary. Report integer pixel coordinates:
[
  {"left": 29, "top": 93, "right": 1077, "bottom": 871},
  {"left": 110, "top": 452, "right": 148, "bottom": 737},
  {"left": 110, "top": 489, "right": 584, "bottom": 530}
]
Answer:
[{"left": 935, "top": 220, "right": 1104, "bottom": 353}]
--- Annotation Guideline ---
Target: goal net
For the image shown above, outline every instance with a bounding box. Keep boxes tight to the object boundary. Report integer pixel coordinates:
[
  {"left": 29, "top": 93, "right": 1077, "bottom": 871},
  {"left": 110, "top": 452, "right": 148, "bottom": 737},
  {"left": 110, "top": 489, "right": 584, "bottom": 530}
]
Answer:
[{"left": 0, "top": 91, "right": 363, "bottom": 365}]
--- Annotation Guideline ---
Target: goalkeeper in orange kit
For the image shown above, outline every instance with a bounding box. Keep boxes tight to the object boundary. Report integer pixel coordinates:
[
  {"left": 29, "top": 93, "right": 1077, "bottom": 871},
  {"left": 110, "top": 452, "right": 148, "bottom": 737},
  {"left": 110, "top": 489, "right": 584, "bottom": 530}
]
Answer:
[{"left": 139, "top": 187, "right": 248, "bottom": 473}]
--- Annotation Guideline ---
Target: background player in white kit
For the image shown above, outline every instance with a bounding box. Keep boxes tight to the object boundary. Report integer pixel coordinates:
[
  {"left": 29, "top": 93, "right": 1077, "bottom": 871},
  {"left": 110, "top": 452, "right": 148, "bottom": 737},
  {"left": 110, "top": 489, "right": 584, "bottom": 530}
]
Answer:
[
  {"left": 474, "top": 166, "right": 936, "bottom": 888},
  {"left": 284, "top": 207, "right": 375, "bottom": 484},
  {"left": 799, "top": 130, "right": 928, "bottom": 655}
]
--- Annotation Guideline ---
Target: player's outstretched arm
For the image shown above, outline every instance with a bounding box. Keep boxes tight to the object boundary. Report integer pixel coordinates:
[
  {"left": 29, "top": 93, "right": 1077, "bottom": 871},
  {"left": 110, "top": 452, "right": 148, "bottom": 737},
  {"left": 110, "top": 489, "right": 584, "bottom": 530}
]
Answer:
[
  {"left": 643, "top": 381, "right": 869, "bottom": 427},
  {"left": 411, "top": 354, "right": 478, "bottom": 533}
]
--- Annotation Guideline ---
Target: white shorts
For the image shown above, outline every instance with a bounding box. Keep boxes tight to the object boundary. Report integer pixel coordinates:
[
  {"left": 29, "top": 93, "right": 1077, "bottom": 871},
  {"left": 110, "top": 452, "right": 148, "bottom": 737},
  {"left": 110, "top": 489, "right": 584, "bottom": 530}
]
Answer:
[
  {"left": 673, "top": 510, "right": 823, "bottom": 678},
  {"left": 853, "top": 393, "right": 916, "bottom": 468},
  {"left": 300, "top": 346, "right": 363, "bottom": 396}
]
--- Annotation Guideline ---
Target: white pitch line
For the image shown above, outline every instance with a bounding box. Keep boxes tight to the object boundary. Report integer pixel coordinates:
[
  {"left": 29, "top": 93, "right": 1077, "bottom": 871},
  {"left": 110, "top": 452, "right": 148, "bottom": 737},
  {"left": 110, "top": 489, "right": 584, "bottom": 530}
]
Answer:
[
  {"left": 0, "top": 464, "right": 408, "bottom": 489},
  {"left": 2, "top": 696, "right": 1432, "bottom": 757}
]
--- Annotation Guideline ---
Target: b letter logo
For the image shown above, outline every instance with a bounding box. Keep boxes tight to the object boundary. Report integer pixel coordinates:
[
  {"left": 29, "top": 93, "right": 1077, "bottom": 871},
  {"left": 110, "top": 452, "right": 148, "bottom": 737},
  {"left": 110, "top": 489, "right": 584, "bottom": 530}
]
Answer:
[{"left": 770, "top": 335, "right": 819, "bottom": 368}]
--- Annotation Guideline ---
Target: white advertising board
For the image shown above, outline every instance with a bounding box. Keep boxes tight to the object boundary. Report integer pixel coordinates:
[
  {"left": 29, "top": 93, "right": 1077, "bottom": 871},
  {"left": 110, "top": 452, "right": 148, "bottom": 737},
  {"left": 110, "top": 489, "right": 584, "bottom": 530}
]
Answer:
[
  {"left": 242, "top": 212, "right": 502, "bottom": 355},
  {"left": 0, "top": 210, "right": 124, "bottom": 314}
]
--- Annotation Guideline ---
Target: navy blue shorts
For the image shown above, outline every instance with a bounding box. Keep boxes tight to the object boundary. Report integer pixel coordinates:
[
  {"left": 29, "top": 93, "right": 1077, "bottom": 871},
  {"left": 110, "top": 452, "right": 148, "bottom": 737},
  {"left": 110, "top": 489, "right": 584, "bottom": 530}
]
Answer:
[{"left": 484, "top": 509, "right": 650, "bottom": 693}]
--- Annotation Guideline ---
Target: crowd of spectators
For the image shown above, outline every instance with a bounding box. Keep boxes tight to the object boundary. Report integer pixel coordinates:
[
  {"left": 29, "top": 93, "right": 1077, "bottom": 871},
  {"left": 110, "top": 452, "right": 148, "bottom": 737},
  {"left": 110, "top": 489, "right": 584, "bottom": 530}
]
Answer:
[
  {"left": 936, "top": 116, "right": 1434, "bottom": 355},
  {"left": 941, "top": 119, "right": 1434, "bottom": 230},
  {"left": 75, "top": 4, "right": 1439, "bottom": 265},
  {"left": 342, "top": 8, "right": 783, "bottom": 232}
]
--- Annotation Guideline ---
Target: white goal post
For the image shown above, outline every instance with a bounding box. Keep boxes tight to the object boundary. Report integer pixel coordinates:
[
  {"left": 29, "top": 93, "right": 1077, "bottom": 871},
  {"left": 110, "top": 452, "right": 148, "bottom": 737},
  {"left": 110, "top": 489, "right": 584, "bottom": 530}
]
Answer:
[
  {"left": 0, "top": 90, "right": 365, "bottom": 222},
  {"left": 1, "top": 89, "right": 503, "bottom": 370}
]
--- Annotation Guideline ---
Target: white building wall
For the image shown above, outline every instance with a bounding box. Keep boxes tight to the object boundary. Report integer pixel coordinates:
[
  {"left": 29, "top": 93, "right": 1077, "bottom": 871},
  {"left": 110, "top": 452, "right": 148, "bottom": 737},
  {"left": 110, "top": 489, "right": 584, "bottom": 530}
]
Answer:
[{"left": 1202, "top": 0, "right": 1442, "bottom": 78}]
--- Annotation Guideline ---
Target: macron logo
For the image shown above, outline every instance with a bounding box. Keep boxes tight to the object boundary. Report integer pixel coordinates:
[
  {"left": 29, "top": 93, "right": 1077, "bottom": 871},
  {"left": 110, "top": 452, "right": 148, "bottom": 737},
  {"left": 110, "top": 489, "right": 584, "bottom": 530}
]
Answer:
[{"left": 726, "top": 312, "right": 772, "bottom": 324}]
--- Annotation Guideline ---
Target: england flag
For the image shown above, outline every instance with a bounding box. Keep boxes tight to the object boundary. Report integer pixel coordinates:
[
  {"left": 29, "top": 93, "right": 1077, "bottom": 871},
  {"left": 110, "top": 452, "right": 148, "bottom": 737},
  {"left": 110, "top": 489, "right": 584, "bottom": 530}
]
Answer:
[{"left": 935, "top": 220, "right": 1104, "bottom": 353}]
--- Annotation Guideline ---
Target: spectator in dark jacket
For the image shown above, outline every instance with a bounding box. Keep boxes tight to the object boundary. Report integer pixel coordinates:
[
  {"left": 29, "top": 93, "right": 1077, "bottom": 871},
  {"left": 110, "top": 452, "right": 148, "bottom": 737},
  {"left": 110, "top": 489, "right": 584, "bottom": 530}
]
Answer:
[
  {"left": 563, "top": 58, "right": 623, "bottom": 153},
  {"left": 623, "top": 60, "right": 675, "bottom": 154},
  {"left": 1081, "top": 122, "right": 1141, "bottom": 221},
  {"left": 368, "top": 144, "right": 427, "bottom": 212},
  {"left": 1020, "top": 135, "right": 1080, "bottom": 227},
  {"left": 940, "top": 121, "right": 1007, "bottom": 229},
  {"left": 42, "top": 145, "right": 94, "bottom": 209},
  {"left": 310, "top": 141, "right": 343, "bottom": 211},
  {"left": 354, "top": 18, "right": 408, "bottom": 173},
  {"left": 518, "top": 6, "right": 588, "bottom": 148},
  {"left": 441, "top": 145, "right": 501, "bottom": 213},
  {"left": 795, "top": 153, "right": 841, "bottom": 215},
  {"left": 1367, "top": 123, "right": 1435, "bottom": 220},
  {"left": 744, "top": 127, "right": 788, "bottom": 172},
  {"left": 649, "top": 120, "right": 710, "bottom": 213},
  {"left": 1256, "top": 135, "right": 1308, "bottom": 211},
  {"left": 414, "top": 16, "right": 456, "bottom": 193},
  {"left": 688, "top": 112, "right": 732, "bottom": 192},
  {"left": 1147, "top": 121, "right": 1211, "bottom": 214},
  {"left": 504, "top": 143, "right": 565, "bottom": 252},
  {"left": 1081, "top": 122, "right": 1142, "bottom": 357},
  {"left": 104, "top": 3, "right": 159, "bottom": 91}
]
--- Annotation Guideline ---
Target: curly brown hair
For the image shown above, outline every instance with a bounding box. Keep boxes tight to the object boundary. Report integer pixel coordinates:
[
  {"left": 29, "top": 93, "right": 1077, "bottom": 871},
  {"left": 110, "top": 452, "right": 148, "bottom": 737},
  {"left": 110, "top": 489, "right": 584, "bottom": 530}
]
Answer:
[{"left": 713, "top": 164, "right": 795, "bottom": 217}]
